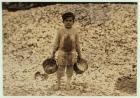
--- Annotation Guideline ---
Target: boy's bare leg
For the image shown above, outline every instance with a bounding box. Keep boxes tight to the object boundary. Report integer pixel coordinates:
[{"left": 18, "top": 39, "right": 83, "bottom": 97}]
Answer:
[
  {"left": 66, "top": 65, "right": 73, "bottom": 90},
  {"left": 54, "top": 65, "right": 65, "bottom": 90},
  {"left": 66, "top": 76, "right": 72, "bottom": 90},
  {"left": 55, "top": 75, "right": 61, "bottom": 90}
]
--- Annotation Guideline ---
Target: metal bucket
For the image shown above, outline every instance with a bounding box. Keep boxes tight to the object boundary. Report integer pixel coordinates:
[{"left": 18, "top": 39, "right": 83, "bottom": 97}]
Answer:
[
  {"left": 73, "top": 58, "right": 88, "bottom": 74},
  {"left": 42, "top": 58, "right": 58, "bottom": 74}
]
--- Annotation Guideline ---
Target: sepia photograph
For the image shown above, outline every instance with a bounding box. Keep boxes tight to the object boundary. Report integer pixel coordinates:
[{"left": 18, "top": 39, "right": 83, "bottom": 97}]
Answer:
[{"left": 2, "top": 2, "right": 137, "bottom": 96}]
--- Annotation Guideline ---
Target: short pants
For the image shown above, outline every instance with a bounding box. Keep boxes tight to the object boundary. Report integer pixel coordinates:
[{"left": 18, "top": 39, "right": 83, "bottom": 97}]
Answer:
[{"left": 55, "top": 50, "right": 77, "bottom": 77}]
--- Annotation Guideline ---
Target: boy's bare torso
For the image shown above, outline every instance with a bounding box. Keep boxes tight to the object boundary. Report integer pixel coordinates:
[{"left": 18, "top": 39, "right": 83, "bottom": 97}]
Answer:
[{"left": 53, "top": 27, "right": 79, "bottom": 53}]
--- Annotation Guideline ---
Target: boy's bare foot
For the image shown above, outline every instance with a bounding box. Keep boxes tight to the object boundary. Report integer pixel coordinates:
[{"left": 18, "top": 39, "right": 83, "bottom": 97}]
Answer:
[
  {"left": 66, "top": 84, "right": 73, "bottom": 90},
  {"left": 53, "top": 84, "right": 60, "bottom": 90}
]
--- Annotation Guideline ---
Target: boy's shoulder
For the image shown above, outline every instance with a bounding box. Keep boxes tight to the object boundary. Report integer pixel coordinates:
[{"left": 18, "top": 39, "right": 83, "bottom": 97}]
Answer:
[
  {"left": 74, "top": 27, "right": 80, "bottom": 31},
  {"left": 72, "top": 28, "right": 80, "bottom": 35},
  {"left": 56, "top": 28, "right": 63, "bottom": 35},
  {"left": 57, "top": 28, "right": 64, "bottom": 33}
]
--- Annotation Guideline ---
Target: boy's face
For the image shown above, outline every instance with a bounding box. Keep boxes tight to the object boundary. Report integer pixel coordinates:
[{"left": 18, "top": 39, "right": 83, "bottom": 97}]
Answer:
[{"left": 63, "top": 17, "right": 74, "bottom": 29}]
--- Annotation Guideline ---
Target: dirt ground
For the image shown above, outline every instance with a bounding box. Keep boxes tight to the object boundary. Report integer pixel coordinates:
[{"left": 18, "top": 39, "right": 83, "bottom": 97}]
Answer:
[{"left": 3, "top": 3, "right": 137, "bottom": 96}]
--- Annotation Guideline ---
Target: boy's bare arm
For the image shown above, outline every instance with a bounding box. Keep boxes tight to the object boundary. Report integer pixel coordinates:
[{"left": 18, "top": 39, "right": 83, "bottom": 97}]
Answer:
[
  {"left": 51, "top": 31, "right": 60, "bottom": 58},
  {"left": 75, "top": 33, "right": 81, "bottom": 59}
]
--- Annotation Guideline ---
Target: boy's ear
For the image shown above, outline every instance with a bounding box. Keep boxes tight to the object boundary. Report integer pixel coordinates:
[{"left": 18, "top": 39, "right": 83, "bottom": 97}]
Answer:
[
  {"left": 72, "top": 20, "right": 75, "bottom": 23},
  {"left": 62, "top": 20, "right": 65, "bottom": 23}
]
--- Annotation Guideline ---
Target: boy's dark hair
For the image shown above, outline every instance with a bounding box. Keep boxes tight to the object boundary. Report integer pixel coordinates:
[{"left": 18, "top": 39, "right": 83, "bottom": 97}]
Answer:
[{"left": 62, "top": 12, "right": 75, "bottom": 21}]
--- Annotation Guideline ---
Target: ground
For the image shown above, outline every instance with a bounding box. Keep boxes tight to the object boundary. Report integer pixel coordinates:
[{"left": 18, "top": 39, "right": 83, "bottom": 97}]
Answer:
[{"left": 3, "top": 3, "right": 137, "bottom": 96}]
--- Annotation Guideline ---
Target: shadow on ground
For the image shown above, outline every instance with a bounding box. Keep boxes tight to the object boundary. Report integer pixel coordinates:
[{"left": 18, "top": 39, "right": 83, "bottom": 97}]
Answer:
[{"left": 115, "top": 75, "right": 136, "bottom": 94}]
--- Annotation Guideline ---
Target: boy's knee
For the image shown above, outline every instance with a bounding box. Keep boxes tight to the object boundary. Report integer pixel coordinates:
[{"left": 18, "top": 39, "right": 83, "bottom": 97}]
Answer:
[
  {"left": 57, "top": 72, "right": 64, "bottom": 79},
  {"left": 66, "top": 66, "right": 73, "bottom": 77},
  {"left": 67, "top": 72, "right": 73, "bottom": 78},
  {"left": 57, "top": 65, "right": 65, "bottom": 78}
]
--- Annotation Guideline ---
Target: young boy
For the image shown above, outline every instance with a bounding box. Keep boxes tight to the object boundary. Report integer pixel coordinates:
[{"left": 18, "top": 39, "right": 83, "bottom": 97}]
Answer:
[{"left": 51, "top": 12, "right": 82, "bottom": 90}]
